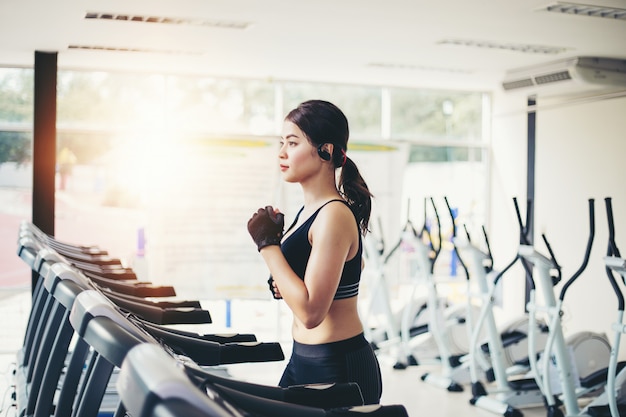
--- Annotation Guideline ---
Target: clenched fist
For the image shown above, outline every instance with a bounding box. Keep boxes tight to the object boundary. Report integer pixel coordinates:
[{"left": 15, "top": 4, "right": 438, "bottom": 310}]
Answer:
[{"left": 247, "top": 206, "right": 284, "bottom": 251}]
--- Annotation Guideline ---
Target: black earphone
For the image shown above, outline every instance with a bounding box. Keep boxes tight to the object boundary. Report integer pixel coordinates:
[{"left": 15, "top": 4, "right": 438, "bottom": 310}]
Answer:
[{"left": 317, "top": 144, "right": 331, "bottom": 161}]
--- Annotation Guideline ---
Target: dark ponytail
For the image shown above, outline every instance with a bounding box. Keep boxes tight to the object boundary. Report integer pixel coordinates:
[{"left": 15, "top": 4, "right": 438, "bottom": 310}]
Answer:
[
  {"left": 286, "top": 99, "right": 373, "bottom": 234},
  {"left": 339, "top": 156, "right": 373, "bottom": 235}
]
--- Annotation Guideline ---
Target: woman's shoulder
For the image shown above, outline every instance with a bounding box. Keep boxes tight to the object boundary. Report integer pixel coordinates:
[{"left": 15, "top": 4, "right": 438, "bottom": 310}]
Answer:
[
  {"left": 315, "top": 199, "right": 356, "bottom": 227},
  {"left": 318, "top": 198, "right": 350, "bottom": 214}
]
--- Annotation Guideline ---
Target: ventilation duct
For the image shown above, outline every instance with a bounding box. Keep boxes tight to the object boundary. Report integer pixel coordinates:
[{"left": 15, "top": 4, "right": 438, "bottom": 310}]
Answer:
[{"left": 502, "top": 56, "right": 626, "bottom": 96}]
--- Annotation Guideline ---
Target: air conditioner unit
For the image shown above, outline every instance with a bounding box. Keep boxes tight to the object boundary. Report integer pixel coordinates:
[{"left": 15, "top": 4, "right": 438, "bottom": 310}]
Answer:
[{"left": 502, "top": 56, "right": 626, "bottom": 96}]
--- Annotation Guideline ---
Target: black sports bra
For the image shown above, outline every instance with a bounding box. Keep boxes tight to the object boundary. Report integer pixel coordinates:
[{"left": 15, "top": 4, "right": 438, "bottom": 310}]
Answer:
[{"left": 280, "top": 199, "right": 362, "bottom": 300}]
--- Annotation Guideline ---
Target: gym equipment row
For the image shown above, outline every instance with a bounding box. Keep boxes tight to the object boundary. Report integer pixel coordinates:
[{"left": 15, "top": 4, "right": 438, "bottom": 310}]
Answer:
[
  {"left": 363, "top": 199, "right": 483, "bottom": 374},
  {"left": 363, "top": 196, "right": 626, "bottom": 417},
  {"left": 13, "top": 221, "right": 409, "bottom": 417},
  {"left": 362, "top": 198, "right": 549, "bottom": 390},
  {"left": 458, "top": 197, "right": 622, "bottom": 417}
]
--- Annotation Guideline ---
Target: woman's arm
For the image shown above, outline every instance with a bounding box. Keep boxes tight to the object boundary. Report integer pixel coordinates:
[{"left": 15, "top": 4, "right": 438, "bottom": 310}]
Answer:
[{"left": 260, "top": 203, "right": 356, "bottom": 328}]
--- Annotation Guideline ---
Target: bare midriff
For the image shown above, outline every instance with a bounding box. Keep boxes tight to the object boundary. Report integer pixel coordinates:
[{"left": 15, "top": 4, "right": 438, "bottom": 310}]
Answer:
[{"left": 291, "top": 296, "right": 363, "bottom": 344}]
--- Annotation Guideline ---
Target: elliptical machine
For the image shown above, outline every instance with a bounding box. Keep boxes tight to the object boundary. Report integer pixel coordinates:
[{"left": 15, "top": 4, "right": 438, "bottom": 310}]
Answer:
[
  {"left": 448, "top": 197, "right": 549, "bottom": 417},
  {"left": 361, "top": 216, "right": 403, "bottom": 356},
  {"left": 581, "top": 197, "right": 626, "bottom": 417},
  {"left": 517, "top": 198, "right": 613, "bottom": 417},
  {"left": 418, "top": 197, "right": 474, "bottom": 391},
  {"left": 362, "top": 199, "right": 474, "bottom": 372},
  {"left": 395, "top": 198, "right": 477, "bottom": 370}
]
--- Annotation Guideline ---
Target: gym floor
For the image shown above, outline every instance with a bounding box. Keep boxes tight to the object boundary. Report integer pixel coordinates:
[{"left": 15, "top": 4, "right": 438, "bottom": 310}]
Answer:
[
  {"left": 227, "top": 353, "right": 550, "bottom": 417},
  {"left": 0, "top": 289, "right": 554, "bottom": 417}
]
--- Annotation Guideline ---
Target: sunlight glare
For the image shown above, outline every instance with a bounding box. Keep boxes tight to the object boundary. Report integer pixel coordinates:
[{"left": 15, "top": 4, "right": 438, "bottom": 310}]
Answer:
[{"left": 104, "top": 131, "right": 192, "bottom": 206}]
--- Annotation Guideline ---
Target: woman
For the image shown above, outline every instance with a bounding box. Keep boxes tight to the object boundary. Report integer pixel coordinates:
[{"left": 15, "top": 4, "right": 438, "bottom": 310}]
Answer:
[{"left": 247, "top": 100, "right": 382, "bottom": 404}]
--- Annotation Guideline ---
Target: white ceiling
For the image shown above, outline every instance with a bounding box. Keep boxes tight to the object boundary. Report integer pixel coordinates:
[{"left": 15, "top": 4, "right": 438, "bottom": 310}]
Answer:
[{"left": 0, "top": 0, "right": 625, "bottom": 93}]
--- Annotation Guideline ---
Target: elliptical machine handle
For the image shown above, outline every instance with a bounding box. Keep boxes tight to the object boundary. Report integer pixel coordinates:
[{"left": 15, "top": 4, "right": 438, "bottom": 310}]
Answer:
[
  {"left": 558, "top": 199, "right": 595, "bottom": 301},
  {"left": 513, "top": 197, "right": 532, "bottom": 246},
  {"left": 444, "top": 196, "right": 470, "bottom": 281},
  {"left": 606, "top": 197, "right": 621, "bottom": 258},
  {"left": 428, "top": 197, "right": 442, "bottom": 274},
  {"left": 513, "top": 197, "right": 536, "bottom": 290},
  {"left": 481, "top": 226, "right": 494, "bottom": 273},
  {"left": 540, "top": 233, "right": 562, "bottom": 286},
  {"left": 604, "top": 197, "right": 625, "bottom": 311}
]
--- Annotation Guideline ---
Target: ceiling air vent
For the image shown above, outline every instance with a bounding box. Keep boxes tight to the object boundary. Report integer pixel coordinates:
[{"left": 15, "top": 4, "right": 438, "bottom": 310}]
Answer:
[
  {"left": 502, "top": 78, "right": 535, "bottom": 90},
  {"left": 502, "top": 56, "right": 626, "bottom": 96},
  {"left": 534, "top": 70, "right": 572, "bottom": 85}
]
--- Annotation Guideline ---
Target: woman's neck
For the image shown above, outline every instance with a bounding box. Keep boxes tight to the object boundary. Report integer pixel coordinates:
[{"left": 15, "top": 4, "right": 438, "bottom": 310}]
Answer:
[
  {"left": 299, "top": 171, "right": 341, "bottom": 208},
  {"left": 301, "top": 181, "right": 341, "bottom": 205}
]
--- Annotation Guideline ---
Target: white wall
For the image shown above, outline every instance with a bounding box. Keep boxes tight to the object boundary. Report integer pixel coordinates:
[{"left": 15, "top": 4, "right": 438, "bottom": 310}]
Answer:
[
  {"left": 490, "top": 90, "right": 626, "bottom": 359},
  {"left": 489, "top": 93, "right": 530, "bottom": 317}
]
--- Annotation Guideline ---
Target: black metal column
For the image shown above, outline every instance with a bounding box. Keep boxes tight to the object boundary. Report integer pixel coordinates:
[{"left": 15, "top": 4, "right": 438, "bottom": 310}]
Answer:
[
  {"left": 32, "top": 51, "right": 57, "bottom": 292},
  {"left": 525, "top": 95, "right": 536, "bottom": 305},
  {"left": 526, "top": 96, "right": 536, "bottom": 243}
]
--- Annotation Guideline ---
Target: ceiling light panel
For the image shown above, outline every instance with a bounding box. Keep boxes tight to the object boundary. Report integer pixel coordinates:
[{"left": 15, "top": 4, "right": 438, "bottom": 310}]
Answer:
[
  {"left": 438, "top": 39, "right": 569, "bottom": 54},
  {"left": 84, "top": 12, "right": 251, "bottom": 29},
  {"left": 544, "top": 2, "right": 626, "bottom": 20},
  {"left": 68, "top": 45, "right": 203, "bottom": 55},
  {"left": 368, "top": 62, "right": 472, "bottom": 74}
]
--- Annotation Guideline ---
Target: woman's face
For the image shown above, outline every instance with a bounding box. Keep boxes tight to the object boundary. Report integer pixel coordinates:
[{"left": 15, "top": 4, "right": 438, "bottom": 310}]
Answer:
[{"left": 279, "top": 121, "right": 321, "bottom": 183}]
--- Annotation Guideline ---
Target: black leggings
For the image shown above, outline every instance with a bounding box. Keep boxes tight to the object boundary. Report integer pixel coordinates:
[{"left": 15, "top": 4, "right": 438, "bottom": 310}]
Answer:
[{"left": 278, "top": 333, "right": 382, "bottom": 405}]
